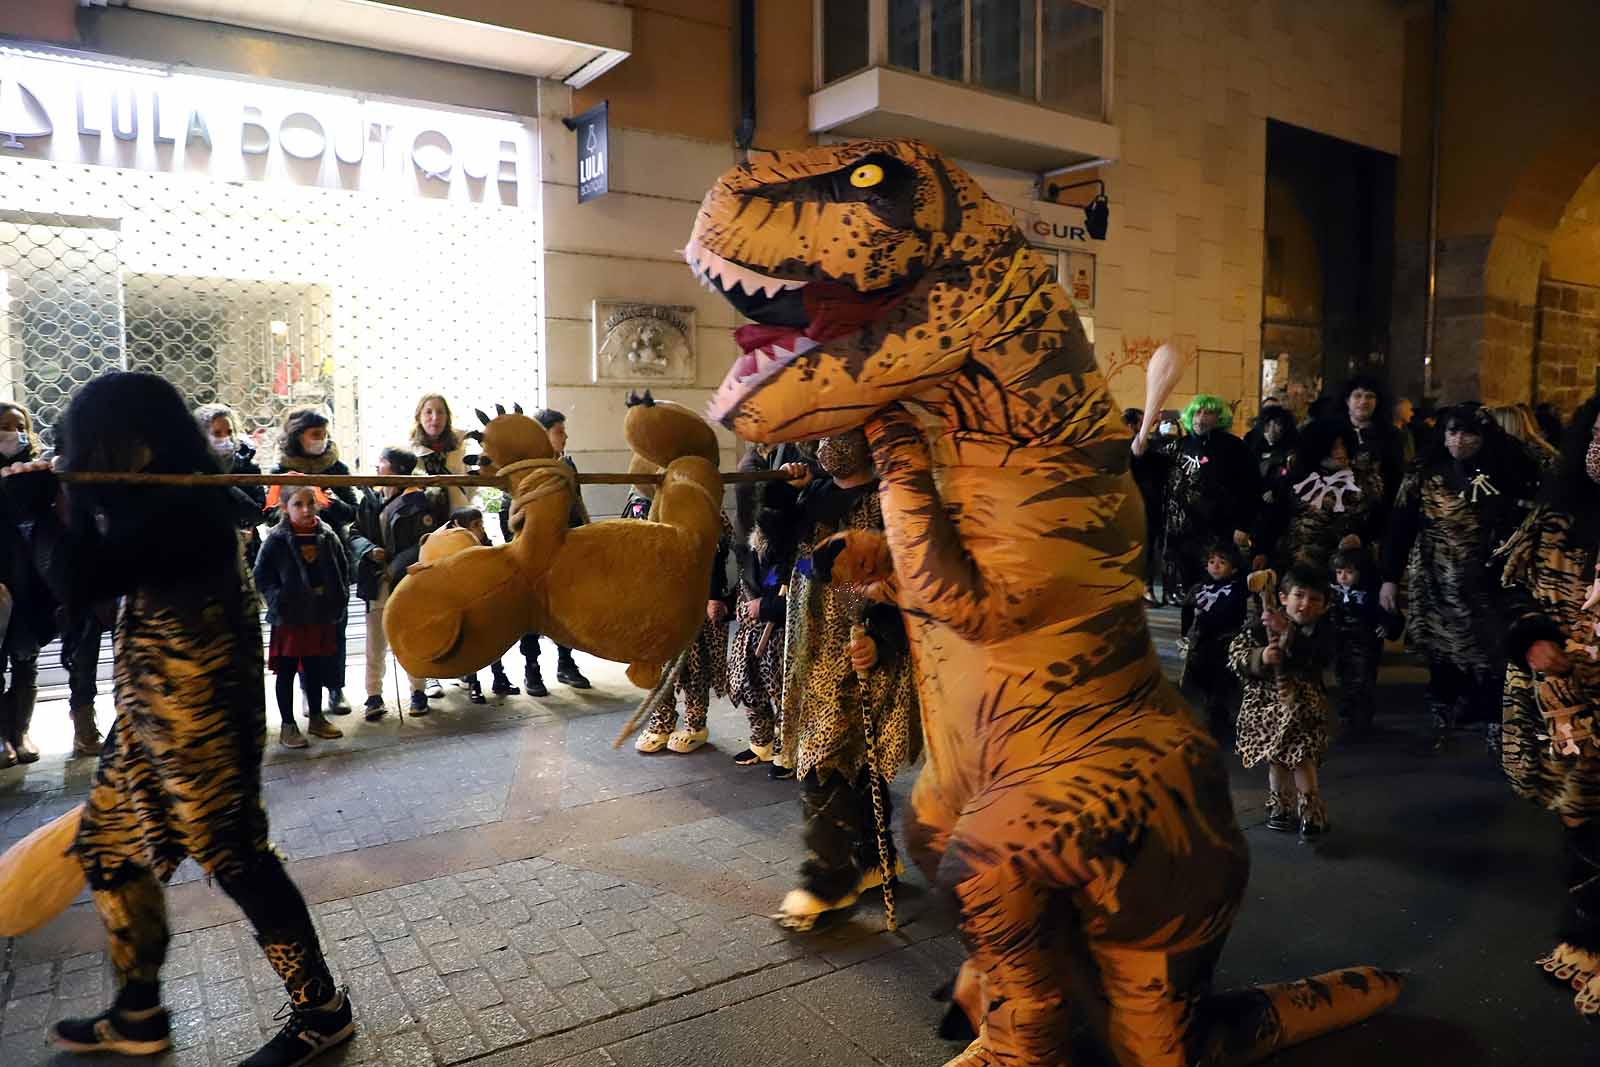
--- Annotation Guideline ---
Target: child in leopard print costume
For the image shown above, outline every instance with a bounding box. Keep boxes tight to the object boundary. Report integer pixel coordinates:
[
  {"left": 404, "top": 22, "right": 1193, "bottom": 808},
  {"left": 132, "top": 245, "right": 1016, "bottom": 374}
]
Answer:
[{"left": 1230, "top": 564, "right": 1337, "bottom": 839}]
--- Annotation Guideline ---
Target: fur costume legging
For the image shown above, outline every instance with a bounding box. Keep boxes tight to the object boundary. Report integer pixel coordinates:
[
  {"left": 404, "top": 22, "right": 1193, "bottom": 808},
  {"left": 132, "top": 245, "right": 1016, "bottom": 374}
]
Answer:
[
  {"left": 728, "top": 592, "right": 781, "bottom": 750},
  {"left": 78, "top": 585, "right": 335, "bottom": 1011}
]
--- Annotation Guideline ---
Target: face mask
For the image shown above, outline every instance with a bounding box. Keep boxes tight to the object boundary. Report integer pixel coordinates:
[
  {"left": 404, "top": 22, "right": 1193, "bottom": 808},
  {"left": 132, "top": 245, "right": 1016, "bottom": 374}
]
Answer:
[
  {"left": 1586, "top": 437, "right": 1600, "bottom": 485},
  {"left": 209, "top": 435, "right": 237, "bottom": 461},
  {"left": 1158, "top": 422, "right": 1177, "bottom": 436},
  {"left": 816, "top": 431, "right": 871, "bottom": 479},
  {"left": 305, "top": 437, "right": 330, "bottom": 457},
  {"left": 0, "top": 430, "right": 27, "bottom": 457}
]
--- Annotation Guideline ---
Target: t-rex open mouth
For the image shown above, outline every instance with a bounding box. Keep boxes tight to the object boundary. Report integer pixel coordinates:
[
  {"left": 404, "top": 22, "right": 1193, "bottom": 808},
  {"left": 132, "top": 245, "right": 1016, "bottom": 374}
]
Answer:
[{"left": 686, "top": 239, "right": 910, "bottom": 422}]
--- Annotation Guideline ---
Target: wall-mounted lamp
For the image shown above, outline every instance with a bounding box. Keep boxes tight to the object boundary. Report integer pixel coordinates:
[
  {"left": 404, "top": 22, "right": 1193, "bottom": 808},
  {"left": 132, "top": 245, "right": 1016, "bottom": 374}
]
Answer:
[{"left": 1045, "top": 179, "right": 1110, "bottom": 240}]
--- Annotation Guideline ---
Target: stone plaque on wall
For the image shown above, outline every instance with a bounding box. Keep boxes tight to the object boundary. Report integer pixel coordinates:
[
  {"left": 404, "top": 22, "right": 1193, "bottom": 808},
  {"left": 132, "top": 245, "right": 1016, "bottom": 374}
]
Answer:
[{"left": 592, "top": 301, "right": 696, "bottom": 384}]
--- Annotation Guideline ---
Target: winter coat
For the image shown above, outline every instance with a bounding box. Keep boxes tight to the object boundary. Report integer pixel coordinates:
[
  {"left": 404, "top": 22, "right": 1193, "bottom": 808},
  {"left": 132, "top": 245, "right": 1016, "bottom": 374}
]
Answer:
[
  {"left": 415, "top": 437, "right": 471, "bottom": 513},
  {"left": 221, "top": 440, "right": 267, "bottom": 566},
  {"left": 253, "top": 519, "right": 350, "bottom": 627},
  {"left": 348, "top": 488, "right": 447, "bottom": 602}
]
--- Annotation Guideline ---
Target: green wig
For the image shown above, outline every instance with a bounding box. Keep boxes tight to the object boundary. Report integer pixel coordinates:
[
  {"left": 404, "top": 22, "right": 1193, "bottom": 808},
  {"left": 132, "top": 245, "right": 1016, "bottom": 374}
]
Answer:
[{"left": 1180, "top": 394, "right": 1233, "bottom": 433}]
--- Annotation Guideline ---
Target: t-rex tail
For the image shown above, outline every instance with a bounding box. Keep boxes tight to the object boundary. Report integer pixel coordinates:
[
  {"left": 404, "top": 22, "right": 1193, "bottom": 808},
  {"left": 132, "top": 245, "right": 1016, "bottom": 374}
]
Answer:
[{"left": 1193, "top": 966, "right": 1405, "bottom": 1065}]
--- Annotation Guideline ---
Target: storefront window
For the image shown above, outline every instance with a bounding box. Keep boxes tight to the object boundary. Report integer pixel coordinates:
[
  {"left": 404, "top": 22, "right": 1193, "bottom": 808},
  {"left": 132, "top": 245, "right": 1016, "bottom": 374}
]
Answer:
[
  {"left": 823, "top": 0, "right": 871, "bottom": 84},
  {"left": 854, "top": 0, "right": 1106, "bottom": 121}
]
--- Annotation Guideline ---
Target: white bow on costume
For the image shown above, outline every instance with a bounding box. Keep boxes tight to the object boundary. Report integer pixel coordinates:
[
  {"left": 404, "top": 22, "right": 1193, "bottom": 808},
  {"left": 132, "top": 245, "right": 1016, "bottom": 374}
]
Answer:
[{"left": 1293, "top": 469, "right": 1361, "bottom": 512}]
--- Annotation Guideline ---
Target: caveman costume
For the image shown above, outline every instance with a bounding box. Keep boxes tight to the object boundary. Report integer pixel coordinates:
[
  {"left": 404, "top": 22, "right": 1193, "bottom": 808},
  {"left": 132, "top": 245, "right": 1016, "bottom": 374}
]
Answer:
[{"left": 688, "top": 140, "right": 1400, "bottom": 1066}]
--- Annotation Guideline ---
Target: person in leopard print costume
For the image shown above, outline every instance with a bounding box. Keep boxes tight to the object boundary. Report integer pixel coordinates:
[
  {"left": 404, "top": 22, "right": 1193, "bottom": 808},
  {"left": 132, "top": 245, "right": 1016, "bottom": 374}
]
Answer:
[{"left": 772, "top": 430, "right": 920, "bottom": 930}]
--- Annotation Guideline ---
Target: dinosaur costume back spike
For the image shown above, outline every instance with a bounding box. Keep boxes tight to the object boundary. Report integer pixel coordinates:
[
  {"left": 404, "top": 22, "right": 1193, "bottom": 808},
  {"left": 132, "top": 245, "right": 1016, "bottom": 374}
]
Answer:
[{"left": 687, "top": 140, "right": 1400, "bottom": 1066}]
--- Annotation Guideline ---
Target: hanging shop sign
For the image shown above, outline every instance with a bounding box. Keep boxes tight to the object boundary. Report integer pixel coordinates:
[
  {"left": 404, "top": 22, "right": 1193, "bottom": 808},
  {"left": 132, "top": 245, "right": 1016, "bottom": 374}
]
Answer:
[
  {"left": 0, "top": 49, "right": 532, "bottom": 204},
  {"left": 1008, "top": 204, "right": 1100, "bottom": 252},
  {"left": 570, "top": 101, "right": 609, "bottom": 203}
]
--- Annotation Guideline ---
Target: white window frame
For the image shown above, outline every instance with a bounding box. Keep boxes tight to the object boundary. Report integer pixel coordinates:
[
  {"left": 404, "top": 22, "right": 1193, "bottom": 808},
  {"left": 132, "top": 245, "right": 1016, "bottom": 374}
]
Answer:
[{"left": 814, "top": 0, "right": 1113, "bottom": 122}]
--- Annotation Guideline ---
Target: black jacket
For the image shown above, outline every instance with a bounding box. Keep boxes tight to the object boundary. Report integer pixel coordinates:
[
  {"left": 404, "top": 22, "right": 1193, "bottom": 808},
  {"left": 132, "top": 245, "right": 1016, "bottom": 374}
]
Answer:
[
  {"left": 1181, "top": 575, "right": 1248, "bottom": 644},
  {"left": 0, "top": 490, "right": 57, "bottom": 655},
  {"left": 348, "top": 488, "right": 446, "bottom": 602},
  {"left": 253, "top": 519, "right": 350, "bottom": 626}
]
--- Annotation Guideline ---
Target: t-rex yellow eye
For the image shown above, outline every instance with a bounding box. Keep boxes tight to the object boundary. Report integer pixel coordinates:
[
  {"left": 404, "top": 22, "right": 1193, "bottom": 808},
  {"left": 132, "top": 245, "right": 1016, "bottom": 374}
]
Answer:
[{"left": 849, "top": 163, "right": 884, "bottom": 189}]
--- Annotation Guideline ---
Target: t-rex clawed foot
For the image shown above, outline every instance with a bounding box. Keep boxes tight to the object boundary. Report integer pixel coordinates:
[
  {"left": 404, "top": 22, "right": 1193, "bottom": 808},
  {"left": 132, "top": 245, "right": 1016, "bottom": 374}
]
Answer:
[{"left": 1539, "top": 942, "right": 1600, "bottom": 991}]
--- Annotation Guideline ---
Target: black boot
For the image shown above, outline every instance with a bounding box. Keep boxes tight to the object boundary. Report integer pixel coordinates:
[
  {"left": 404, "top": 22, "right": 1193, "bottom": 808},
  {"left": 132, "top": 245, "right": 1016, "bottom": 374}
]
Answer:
[
  {"left": 465, "top": 676, "right": 487, "bottom": 705},
  {"left": 242, "top": 989, "right": 354, "bottom": 1067},
  {"left": 524, "top": 665, "right": 549, "bottom": 698},
  {"left": 556, "top": 650, "right": 591, "bottom": 690},
  {"left": 490, "top": 665, "right": 519, "bottom": 695}
]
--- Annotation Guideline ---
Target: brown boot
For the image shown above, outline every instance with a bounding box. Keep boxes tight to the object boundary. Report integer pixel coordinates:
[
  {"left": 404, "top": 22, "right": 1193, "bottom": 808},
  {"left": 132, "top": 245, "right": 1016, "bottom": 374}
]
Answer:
[{"left": 70, "top": 706, "right": 102, "bottom": 759}]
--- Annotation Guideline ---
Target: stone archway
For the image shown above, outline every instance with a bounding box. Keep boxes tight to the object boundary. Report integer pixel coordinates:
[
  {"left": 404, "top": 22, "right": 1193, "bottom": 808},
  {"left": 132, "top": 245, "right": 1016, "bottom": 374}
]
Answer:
[{"left": 1475, "top": 133, "right": 1600, "bottom": 405}]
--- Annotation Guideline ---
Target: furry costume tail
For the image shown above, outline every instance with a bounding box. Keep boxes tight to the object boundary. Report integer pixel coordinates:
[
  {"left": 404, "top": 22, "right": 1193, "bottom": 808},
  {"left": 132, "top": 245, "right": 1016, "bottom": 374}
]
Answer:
[{"left": 1195, "top": 966, "right": 1405, "bottom": 1065}]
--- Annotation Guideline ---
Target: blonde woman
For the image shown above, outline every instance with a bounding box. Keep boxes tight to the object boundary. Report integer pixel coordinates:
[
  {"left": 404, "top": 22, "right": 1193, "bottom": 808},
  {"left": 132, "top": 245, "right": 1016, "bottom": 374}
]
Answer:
[
  {"left": 411, "top": 393, "right": 470, "bottom": 512},
  {"left": 1487, "top": 404, "right": 1561, "bottom": 474}
]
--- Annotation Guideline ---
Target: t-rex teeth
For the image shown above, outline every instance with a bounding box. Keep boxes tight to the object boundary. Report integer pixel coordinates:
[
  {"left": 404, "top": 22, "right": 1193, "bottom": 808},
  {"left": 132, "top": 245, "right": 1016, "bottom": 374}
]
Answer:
[{"left": 792, "top": 336, "right": 819, "bottom": 354}]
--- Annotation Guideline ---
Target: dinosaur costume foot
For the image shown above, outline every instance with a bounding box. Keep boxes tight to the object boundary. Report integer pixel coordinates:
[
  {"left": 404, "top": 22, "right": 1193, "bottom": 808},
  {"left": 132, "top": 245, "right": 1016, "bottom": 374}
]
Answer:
[
  {"left": 773, "top": 887, "right": 860, "bottom": 932},
  {"left": 635, "top": 731, "right": 670, "bottom": 754},
  {"left": 1539, "top": 942, "right": 1600, "bottom": 990},
  {"left": 1575, "top": 971, "right": 1600, "bottom": 1016},
  {"left": 1196, "top": 966, "right": 1405, "bottom": 1064},
  {"left": 667, "top": 728, "right": 709, "bottom": 753},
  {"left": 940, "top": 1038, "right": 997, "bottom": 1067}
]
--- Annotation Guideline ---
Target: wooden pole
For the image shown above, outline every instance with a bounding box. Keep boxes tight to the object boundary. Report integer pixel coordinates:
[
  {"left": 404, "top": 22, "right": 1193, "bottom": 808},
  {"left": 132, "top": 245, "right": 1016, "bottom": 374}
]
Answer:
[{"left": 56, "top": 469, "right": 796, "bottom": 489}]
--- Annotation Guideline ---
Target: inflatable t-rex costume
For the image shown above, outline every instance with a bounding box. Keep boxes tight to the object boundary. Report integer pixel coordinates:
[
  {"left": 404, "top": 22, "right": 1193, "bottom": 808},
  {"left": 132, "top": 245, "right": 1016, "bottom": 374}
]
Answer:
[
  {"left": 384, "top": 395, "right": 724, "bottom": 689},
  {"left": 687, "top": 140, "right": 1401, "bottom": 1066}
]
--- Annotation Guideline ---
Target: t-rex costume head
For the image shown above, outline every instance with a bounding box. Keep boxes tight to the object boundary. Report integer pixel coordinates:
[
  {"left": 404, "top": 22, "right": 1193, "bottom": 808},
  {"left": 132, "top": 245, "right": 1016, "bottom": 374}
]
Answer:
[{"left": 687, "top": 141, "right": 1401, "bottom": 1067}]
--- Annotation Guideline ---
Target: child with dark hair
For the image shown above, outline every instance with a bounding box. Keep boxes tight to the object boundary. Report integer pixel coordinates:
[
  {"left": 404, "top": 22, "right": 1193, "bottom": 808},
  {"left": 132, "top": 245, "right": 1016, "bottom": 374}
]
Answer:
[
  {"left": 1179, "top": 541, "right": 1247, "bottom": 743},
  {"left": 2, "top": 372, "right": 353, "bottom": 1063},
  {"left": 273, "top": 407, "right": 359, "bottom": 715},
  {"left": 348, "top": 446, "right": 446, "bottom": 719},
  {"left": 1328, "top": 547, "right": 1402, "bottom": 740},
  {"left": 500, "top": 408, "right": 591, "bottom": 694},
  {"left": 254, "top": 486, "right": 352, "bottom": 749},
  {"left": 0, "top": 400, "right": 56, "bottom": 767},
  {"left": 1229, "top": 564, "right": 1337, "bottom": 838},
  {"left": 443, "top": 506, "right": 518, "bottom": 704}
]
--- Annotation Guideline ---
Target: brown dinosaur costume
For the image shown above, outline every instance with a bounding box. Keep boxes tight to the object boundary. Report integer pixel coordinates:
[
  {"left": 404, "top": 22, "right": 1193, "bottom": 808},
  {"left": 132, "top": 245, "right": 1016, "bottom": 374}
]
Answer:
[
  {"left": 687, "top": 140, "right": 1401, "bottom": 1067},
  {"left": 384, "top": 395, "right": 724, "bottom": 689}
]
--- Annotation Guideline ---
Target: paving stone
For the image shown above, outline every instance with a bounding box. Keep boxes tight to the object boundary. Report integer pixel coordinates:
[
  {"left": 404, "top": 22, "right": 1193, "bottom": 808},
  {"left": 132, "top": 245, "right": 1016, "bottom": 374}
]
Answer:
[
  {"left": 558, "top": 925, "right": 606, "bottom": 958},
  {"left": 170, "top": 1007, "right": 208, "bottom": 1050},
  {"left": 434, "top": 1030, "right": 488, "bottom": 1065},
  {"left": 428, "top": 940, "right": 478, "bottom": 975},
  {"left": 9, "top": 963, "right": 53, "bottom": 998},
  {"left": 412, "top": 916, "right": 456, "bottom": 946},
  {"left": 445, "top": 968, "right": 503, "bottom": 1011},
  {"left": 209, "top": 1010, "right": 265, "bottom": 1061},
  {"left": 338, "top": 936, "right": 384, "bottom": 969},
  {"left": 362, "top": 992, "right": 418, "bottom": 1037},
  {"left": 205, "top": 976, "right": 251, "bottom": 1019},
  {"left": 460, "top": 922, "right": 510, "bottom": 955},
  {"left": 383, "top": 1030, "right": 441, "bottom": 1067},
  {"left": 416, "top": 997, "right": 474, "bottom": 1041},
  {"left": 398, "top": 894, "right": 443, "bottom": 922},
  {"left": 473, "top": 1003, "right": 530, "bottom": 1051},
  {"left": 397, "top": 968, "right": 450, "bottom": 1006},
  {"left": 557, "top": 979, "right": 617, "bottom": 1024},
  {"left": 53, "top": 965, "right": 103, "bottom": 1001},
  {"left": 381, "top": 937, "right": 429, "bottom": 973},
  {"left": 321, "top": 908, "right": 368, "bottom": 941},
  {"left": 439, "top": 898, "right": 486, "bottom": 926},
  {"left": 482, "top": 945, "right": 532, "bottom": 982},
  {"left": 62, "top": 951, "right": 104, "bottom": 973},
  {"left": 484, "top": 897, "right": 531, "bottom": 928},
  {"left": 3, "top": 992, "right": 52, "bottom": 1034},
  {"left": 532, "top": 950, "right": 590, "bottom": 989},
  {"left": 367, "top": 911, "right": 410, "bottom": 942},
  {"left": 165, "top": 943, "right": 201, "bottom": 979}
]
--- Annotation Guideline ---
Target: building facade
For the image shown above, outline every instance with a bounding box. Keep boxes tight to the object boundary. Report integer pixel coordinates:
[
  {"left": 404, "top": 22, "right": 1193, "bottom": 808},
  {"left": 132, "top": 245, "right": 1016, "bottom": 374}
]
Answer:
[{"left": 0, "top": 0, "right": 1409, "bottom": 508}]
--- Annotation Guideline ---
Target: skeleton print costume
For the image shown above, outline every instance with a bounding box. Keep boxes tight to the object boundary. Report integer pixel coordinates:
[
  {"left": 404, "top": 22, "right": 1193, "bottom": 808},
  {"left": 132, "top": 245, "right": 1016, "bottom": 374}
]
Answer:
[
  {"left": 1180, "top": 573, "right": 1247, "bottom": 741},
  {"left": 1384, "top": 426, "right": 1539, "bottom": 730},
  {"left": 1160, "top": 429, "right": 1259, "bottom": 596},
  {"left": 777, "top": 458, "right": 920, "bottom": 911},
  {"left": 1257, "top": 429, "right": 1384, "bottom": 572}
]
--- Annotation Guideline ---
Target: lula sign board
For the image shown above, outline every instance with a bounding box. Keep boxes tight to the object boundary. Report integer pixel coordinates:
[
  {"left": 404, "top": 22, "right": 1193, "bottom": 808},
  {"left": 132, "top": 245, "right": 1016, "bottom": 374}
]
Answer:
[
  {"left": 571, "top": 101, "right": 608, "bottom": 203},
  {"left": 0, "top": 50, "right": 532, "bottom": 204}
]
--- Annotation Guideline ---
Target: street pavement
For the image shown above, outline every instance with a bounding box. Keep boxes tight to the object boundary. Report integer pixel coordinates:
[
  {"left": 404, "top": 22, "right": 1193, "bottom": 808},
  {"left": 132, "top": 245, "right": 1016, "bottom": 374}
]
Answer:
[{"left": 0, "top": 608, "right": 1591, "bottom": 1066}]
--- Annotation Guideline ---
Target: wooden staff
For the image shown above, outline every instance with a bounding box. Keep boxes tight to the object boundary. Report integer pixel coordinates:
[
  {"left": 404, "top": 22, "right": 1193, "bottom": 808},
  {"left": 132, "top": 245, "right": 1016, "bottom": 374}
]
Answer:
[{"left": 56, "top": 469, "right": 798, "bottom": 489}]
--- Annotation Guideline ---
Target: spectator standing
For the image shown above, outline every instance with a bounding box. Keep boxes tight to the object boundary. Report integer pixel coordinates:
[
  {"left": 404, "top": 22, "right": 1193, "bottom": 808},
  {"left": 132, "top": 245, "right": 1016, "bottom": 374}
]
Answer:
[
  {"left": 442, "top": 506, "right": 519, "bottom": 704},
  {"left": 0, "top": 401, "right": 55, "bottom": 766},
  {"left": 273, "top": 408, "right": 359, "bottom": 715},
  {"left": 411, "top": 393, "right": 471, "bottom": 513},
  {"left": 194, "top": 403, "right": 267, "bottom": 566},
  {"left": 253, "top": 486, "right": 351, "bottom": 749}
]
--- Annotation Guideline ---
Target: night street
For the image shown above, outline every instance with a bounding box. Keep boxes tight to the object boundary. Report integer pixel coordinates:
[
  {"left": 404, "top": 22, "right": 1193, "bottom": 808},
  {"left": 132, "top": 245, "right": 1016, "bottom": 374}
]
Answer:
[{"left": 0, "top": 610, "right": 1586, "bottom": 1067}]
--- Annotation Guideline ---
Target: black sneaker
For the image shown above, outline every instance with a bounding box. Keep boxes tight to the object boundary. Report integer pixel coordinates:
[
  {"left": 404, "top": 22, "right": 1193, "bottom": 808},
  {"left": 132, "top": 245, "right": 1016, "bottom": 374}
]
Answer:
[
  {"left": 363, "top": 696, "right": 387, "bottom": 723},
  {"left": 466, "top": 678, "right": 487, "bottom": 705},
  {"left": 325, "top": 690, "right": 352, "bottom": 716},
  {"left": 242, "top": 990, "right": 354, "bottom": 1067},
  {"left": 490, "top": 671, "right": 520, "bottom": 696},
  {"left": 556, "top": 661, "right": 591, "bottom": 689},
  {"left": 769, "top": 763, "right": 795, "bottom": 781},
  {"left": 1265, "top": 810, "right": 1298, "bottom": 833},
  {"left": 51, "top": 1005, "right": 172, "bottom": 1055},
  {"left": 524, "top": 671, "right": 549, "bottom": 698},
  {"left": 408, "top": 691, "right": 430, "bottom": 716}
]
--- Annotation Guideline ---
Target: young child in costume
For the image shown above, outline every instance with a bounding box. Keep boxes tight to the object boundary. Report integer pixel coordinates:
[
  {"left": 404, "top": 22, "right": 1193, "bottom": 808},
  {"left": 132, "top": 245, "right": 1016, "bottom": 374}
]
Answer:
[
  {"left": 1230, "top": 563, "right": 1337, "bottom": 838},
  {"left": 771, "top": 430, "right": 921, "bottom": 929},
  {"left": 348, "top": 446, "right": 445, "bottom": 720},
  {"left": 499, "top": 408, "right": 592, "bottom": 695},
  {"left": 444, "top": 505, "right": 519, "bottom": 704},
  {"left": 272, "top": 408, "right": 359, "bottom": 716},
  {"left": 1179, "top": 541, "right": 1248, "bottom": 743},
  {"left": 1, "top": 372, "right": 353, "bottom": 1065},
  {"left": 1328, "top": 547, "right": 1402, "bottom": 739},
  {"left": 728, "top": 443, "right": 811, "bottom": 769},
  {"left": 633, "top": 507, "right": 734, "bottom": 754},
  {"left": 254, "top": 486, "right": 352, "bottom": 749}
]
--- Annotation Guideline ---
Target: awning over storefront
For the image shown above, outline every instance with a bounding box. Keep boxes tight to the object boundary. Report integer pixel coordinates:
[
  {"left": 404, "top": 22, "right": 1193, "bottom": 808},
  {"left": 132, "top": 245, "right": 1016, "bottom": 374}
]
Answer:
[{"left": 104, "top": 0, "right": 631, "bottom": 87}]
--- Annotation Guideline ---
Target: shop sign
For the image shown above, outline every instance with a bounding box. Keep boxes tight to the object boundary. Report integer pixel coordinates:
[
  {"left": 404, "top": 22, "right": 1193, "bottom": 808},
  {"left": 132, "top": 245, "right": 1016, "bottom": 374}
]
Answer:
[
  {"left": 571, "top": 101, "right": 608, "bottom": 203},
  {"left": 1009, "top": 204, "right": 1100, "bottom": 252},
  {"left": 0, "top": 50, "right": 531, "bottom": 204}
]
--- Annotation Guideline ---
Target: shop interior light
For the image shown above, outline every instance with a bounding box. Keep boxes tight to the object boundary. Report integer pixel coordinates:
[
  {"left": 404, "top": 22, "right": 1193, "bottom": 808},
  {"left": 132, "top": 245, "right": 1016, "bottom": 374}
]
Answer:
[
  {"left": 269, "top": 320, "right": 289, "bottom": 336},
  {"left": 1046, "top": 178, "right": 1110, "bottom": 240}
]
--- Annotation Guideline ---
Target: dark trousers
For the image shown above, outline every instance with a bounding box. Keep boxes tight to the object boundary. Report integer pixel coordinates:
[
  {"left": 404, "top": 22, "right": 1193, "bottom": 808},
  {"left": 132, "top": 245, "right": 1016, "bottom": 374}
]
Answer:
[
  {"left": 0, "top": 644, "right": 40, "bottom": 745},
  {"left": 1562, "top": 822, "right": 1600, "bottom": 951},
  {"left": 799, "top": 768, "right": 896, "bottom": 904},
  {"left": 519, "top": 633, "right": 575, "bottom": 675},
  {"left": 66, "top": 614, "right": 105, "bottom": 708},
  {"left": 1184, "top": 653, "right": 1238, "bottom": 746},
  {"left": 1426, "top": 657, "right": 1503, "bottom": 726},
  {"left": 272, "top": 657, "right": 335, "bottom": 723},
  {"left": 96, "top": 850, "right": 334, "bottom": 1012},
  {"left": 1336, "top": 633, "right": 1382, "bottom": 730}
]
